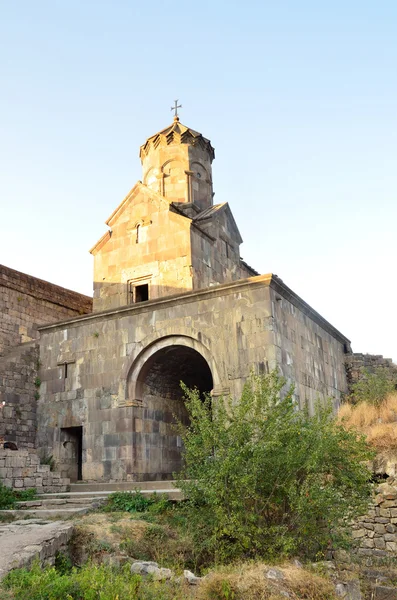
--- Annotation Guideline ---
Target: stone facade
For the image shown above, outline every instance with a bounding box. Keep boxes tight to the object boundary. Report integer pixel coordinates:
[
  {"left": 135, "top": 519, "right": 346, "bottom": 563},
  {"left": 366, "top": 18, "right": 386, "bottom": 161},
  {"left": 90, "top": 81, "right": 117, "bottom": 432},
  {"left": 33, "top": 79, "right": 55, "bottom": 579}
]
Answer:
[
  {"left": 0, "top": 264, "right": 92, "bottom": 356},
  {"left": 37, "top": 273, "right": 350, "bottom": 482},
  {"left": 0, "top": 449, "right": 69, "bottom": 493}
]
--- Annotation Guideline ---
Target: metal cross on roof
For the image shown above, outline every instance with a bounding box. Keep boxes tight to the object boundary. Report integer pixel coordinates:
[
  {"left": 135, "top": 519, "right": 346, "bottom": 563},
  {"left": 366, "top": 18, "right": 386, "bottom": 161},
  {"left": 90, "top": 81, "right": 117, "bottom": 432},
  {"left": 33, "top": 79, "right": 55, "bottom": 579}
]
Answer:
[{"left": 171, "top": 99, "right": 182, "bottom": 118}]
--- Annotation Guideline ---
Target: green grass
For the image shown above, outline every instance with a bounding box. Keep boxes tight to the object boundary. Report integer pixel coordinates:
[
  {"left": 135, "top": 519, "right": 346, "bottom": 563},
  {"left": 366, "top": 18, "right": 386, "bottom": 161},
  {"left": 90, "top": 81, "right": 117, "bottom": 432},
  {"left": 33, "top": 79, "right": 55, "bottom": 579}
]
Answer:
[
  {"left": 0, "top": 483, "right": 37, "bottom": 509},
  {"left": 0, "top": 560, "right": 193, "bottom": 600}
]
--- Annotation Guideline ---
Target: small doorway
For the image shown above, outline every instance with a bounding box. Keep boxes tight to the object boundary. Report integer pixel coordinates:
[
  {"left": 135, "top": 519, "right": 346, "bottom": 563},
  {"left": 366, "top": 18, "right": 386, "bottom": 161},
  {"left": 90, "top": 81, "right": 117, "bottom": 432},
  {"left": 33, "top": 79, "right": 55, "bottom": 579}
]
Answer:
[{"left": 60, "top": 426, "right": 83, "bottom": 482}]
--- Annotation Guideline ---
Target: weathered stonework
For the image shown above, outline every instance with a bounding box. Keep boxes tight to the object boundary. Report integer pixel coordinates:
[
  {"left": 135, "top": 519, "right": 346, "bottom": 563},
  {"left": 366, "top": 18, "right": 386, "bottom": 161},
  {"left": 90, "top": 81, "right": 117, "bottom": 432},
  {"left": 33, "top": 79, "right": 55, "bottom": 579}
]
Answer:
[
  {"left": 0, "top": 449, "right": 69, "bottom": 493},
  {"left": 90, "top": 119, "right": 256, "bottom": 313},
  {"left": 346, "top": 353, "right": 397, "bottom": 391},
  {"left": 0, "top": 264, "right": 92, "bottom": 356},
  {"left": 0, "top": 343, "right": 39, "bottom": 448},
  {"left": 353, "top": 479, "right": 397, "bottom": 559},
  {"left": 37, "top": 274, "right": 350, "bottom": 482},
  {"left": 0, "top": 265, "right": 92, "bottom": 449}
]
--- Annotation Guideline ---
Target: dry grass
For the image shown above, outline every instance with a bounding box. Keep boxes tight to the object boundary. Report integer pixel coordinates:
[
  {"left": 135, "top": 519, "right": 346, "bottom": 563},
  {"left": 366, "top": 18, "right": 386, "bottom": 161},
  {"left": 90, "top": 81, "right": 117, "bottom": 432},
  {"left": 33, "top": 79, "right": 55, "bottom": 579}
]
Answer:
[
  {"left": 197, "top": 563, "right": 337, "bottom": 600},
  {"left": 73, "top": 512, "right": 149, "bottom": 546},
  {"left": 338, "top": 393, "right": 397, "bottom": 450}
]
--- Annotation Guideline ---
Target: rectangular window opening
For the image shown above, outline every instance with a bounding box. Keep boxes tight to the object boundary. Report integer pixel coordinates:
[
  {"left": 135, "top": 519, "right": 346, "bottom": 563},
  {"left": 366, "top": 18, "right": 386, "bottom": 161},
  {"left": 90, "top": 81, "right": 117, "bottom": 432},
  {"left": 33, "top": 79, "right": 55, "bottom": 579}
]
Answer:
[{"left": 135, "top": 283, "right": 149, "bottom": 303}]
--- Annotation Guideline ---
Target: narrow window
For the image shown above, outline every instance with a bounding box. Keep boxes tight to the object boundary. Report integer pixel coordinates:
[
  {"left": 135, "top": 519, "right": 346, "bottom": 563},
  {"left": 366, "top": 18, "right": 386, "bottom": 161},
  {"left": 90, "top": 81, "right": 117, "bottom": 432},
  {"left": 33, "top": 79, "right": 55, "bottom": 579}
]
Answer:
[
  {"left": 64, "top": 363, "right": 68, "bottom": 378},
  {"left": 136, "top": 224, "right": 140, "bottom": 244},
  {"left": 135, "top": 283, "right": 149, "bottom": 303}
]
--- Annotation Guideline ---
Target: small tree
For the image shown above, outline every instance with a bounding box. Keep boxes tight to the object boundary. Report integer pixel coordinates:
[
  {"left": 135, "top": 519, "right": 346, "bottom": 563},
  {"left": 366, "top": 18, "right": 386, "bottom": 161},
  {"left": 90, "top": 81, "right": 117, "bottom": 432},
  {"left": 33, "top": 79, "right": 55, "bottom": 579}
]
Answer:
[
  {"left": 349, "top": 367, "right": 397, "bottom": 406},
  {"left": 176, "top": 371, "right": 373, "bottom": 563}
]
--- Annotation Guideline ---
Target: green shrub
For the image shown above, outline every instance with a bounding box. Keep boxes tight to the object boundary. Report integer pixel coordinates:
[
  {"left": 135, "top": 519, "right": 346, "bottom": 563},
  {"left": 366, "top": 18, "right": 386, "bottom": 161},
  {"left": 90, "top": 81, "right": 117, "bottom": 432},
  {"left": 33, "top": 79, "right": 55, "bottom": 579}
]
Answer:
[
  {"left": 175, "top": 370, "right": 374, "bottom": 563},
  {"left": 103, "top": 490, "right": 171, "bottom": 514},
  {"left": 349, "top": 367, "right": 397, "bottom": 406},
  {"left": 0, "top": 483, "right": 36, "bottom": 509},
  {"left": 0, "top": 482, "right": 17, "bottom": 509}
]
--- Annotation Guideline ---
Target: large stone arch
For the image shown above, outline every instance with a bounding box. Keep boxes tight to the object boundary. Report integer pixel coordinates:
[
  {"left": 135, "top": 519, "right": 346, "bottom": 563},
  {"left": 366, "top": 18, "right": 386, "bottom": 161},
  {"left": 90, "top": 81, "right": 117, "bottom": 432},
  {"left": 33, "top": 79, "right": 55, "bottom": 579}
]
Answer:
[
  {"left": 125, "top": 334, "right": 220, "bottom": 402},
  {"left": 124, "top": 335, "right": 219, "bottom": 479}
]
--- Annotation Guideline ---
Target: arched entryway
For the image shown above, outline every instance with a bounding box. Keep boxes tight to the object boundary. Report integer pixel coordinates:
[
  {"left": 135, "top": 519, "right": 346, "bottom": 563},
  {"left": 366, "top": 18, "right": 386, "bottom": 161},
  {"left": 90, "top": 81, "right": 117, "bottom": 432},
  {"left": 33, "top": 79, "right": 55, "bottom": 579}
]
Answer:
[{"left": 128, "top": 343, "right": 213, "bottom": 479}]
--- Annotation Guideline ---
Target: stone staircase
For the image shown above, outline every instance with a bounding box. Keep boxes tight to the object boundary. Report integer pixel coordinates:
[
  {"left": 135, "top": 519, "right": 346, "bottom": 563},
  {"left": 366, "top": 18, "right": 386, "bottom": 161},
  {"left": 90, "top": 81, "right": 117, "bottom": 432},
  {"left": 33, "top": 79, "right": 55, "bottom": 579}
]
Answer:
[{"left": 1, "top": 480, "right": 182, "bottom": 519}]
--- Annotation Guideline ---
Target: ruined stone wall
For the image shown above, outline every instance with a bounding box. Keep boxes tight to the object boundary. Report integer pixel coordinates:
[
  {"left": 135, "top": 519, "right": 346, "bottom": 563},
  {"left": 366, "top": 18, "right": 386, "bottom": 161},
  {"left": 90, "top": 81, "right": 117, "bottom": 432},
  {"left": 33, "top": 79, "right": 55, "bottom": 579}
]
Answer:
[
  {"left": 0, "top": 343, "right": 39, "bottom": 449},
  {"left": 37, "top": 274, "right": 349, "bottom": 482},
  {"left": 0, "top": 265, "right": 92, "bottom": 356},
  {"left": 0, "top": 449, "right": 69, "bottom": 493},
  {"left": 345, "top": 353, "right": 397, "bottom": 390},
  {"left": 353, "top": 479, "right": 397, "bottom": 558}
]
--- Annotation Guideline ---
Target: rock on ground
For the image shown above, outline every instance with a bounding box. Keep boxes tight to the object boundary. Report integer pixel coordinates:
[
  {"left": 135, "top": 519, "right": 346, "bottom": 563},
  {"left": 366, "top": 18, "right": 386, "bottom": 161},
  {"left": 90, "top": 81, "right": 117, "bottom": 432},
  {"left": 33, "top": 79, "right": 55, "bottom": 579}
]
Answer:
[{"left": 0, "top": 519, "right": 74, "bottom": 580}]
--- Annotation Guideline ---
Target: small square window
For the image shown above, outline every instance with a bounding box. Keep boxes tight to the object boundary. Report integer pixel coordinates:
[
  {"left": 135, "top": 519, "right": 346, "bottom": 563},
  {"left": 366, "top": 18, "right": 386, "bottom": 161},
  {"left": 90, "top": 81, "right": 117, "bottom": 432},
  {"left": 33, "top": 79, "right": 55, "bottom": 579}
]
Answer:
[{"left": 128, "top": 281, "right": 149, "bottom": 304}]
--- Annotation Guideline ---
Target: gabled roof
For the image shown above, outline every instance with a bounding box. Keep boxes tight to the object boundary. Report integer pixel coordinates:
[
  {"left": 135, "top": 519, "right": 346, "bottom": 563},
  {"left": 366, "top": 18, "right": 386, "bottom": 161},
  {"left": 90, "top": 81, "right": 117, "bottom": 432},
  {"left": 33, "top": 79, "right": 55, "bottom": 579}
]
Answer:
[
  {"left": 139, "top": 118, "right": 215, "bottom": 162},
  {"left": 89, "top": 182, "right": 172, "bottom": 255},
  {"left": 193, "top": 202, "right": 243, "bottom": 244}
]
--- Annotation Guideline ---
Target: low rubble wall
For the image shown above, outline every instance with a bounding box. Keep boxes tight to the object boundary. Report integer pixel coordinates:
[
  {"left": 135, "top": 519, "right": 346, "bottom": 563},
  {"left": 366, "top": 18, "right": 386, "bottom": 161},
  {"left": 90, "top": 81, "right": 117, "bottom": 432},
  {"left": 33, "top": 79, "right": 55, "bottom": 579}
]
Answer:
[
  {"left": 0, "top": 520, "right": 74, "bottom": 580},
  {"left": 0, "top": 449, "right": 69, "bottom": 493},
  {"left": 353, "top": 478, "right": 397, "bottom": 558}
]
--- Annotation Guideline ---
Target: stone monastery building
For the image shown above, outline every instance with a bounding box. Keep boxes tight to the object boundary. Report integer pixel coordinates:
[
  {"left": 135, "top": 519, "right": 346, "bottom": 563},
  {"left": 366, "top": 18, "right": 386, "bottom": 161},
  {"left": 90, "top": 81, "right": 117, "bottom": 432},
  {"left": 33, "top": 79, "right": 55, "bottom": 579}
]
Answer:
[{"left": 1, "top": 115, "right": 355, "bottom": 483}]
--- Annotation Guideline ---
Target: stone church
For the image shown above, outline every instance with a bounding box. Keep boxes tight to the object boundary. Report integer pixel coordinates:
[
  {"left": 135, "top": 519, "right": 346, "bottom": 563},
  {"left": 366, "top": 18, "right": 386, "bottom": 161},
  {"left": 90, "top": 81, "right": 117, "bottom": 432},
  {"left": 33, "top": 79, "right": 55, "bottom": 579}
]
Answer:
[{"left": 1, "top": 115, "right": 356, "bottom": 483}]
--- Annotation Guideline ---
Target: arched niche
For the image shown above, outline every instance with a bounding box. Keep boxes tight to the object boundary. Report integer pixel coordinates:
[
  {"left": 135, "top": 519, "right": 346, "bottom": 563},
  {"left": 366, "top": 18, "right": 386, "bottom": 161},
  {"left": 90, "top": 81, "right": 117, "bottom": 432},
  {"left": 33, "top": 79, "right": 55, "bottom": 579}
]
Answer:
[
  {"left": 125, "top": 335, "right": 217, "bottom": 478},
  {"left": 161, "top": 160, "right": 186, "bottom": 201},
  {"left": 191, "top": 161, "right": 212, "bottom": 209}
]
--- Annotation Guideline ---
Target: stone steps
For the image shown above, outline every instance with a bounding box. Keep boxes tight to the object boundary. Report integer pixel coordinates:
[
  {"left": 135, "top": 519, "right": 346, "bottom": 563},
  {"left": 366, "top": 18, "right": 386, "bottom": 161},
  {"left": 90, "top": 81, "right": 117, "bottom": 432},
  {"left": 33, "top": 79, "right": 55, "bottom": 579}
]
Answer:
[
  {"left": 0, "top": 482, "right": 183, "bottom": 520},
  {"left": 0, "top": 507, "right": 92, "bottom": 519},
  {"left": 69, "top": 480, "right": 179, "bottom": 492}
]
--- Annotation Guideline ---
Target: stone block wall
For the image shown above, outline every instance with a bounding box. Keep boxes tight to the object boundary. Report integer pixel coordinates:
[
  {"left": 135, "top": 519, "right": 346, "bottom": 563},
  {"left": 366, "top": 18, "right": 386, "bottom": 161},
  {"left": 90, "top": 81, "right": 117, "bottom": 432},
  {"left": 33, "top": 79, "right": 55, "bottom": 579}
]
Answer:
[
  {"left": 353, "top": 479, "right": 397, "bottom": 558},
  {"left": 0, "top": 264, "right": 92, "bottom": 356},
  {"left": 346, "top": 353, "right": 397, "bottom": 390},
  {"left": 0, "top": 449, "right": 69, "bottom": 493},
  {"left": 0, "top": 343, "right": 39, "bottom": 448},
  {"left": 37, "top": 274, "right": 350, "bottom": 482}
]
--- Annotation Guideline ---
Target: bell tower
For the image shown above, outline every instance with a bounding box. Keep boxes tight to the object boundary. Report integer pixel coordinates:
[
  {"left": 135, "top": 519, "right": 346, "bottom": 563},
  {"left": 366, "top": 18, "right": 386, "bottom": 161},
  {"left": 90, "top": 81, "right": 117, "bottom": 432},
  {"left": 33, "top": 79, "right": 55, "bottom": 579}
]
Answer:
[{"left": 139, "top": 116, "right": 215, "bottom": 213}]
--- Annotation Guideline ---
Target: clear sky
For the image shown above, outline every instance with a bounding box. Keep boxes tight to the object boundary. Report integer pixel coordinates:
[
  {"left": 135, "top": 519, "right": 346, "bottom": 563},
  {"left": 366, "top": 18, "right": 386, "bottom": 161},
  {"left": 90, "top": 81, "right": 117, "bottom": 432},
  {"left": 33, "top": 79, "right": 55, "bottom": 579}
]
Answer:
[{"left": 1, "top": 1, "right": 396, "bottom": 360}]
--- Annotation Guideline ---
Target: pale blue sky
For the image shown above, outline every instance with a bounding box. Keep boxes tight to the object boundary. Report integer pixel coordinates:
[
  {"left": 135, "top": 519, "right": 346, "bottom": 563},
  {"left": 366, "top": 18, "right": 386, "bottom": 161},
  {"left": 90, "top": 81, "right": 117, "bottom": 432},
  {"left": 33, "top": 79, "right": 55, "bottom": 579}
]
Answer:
[{"left": 1, "top": 1, "right": 396, "bottom": 360}]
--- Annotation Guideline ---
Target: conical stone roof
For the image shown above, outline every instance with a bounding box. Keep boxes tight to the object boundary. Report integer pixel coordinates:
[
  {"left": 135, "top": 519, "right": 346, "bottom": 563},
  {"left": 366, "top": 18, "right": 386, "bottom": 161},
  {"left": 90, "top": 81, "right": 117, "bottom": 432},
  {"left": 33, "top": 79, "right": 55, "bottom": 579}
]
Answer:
[{"left": 139, "top": 117, "right": 215, "bottom": 162}]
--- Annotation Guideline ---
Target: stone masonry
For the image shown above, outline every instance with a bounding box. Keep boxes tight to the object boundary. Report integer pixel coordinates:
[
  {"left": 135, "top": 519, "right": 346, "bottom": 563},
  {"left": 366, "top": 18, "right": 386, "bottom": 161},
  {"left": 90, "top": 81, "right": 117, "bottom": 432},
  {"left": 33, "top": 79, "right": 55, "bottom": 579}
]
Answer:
[
  {"left": 353, "top": 478, "right": 397, "bottom": 558},
  {"left": 0, "top": 449, "right": 69, "bottom": 493},
  {"left": 0, "top": 265, "right": 92, "bottom": 450},
  {"left": 0, "top": 343, "right": 39, "bottom": 448},
  {"left": 0, "top": 264, "right": 92, "bottom": 356},
  {"left": 37, "top": 273, "right": 350, "bottom": 482},
  {"left": 346, "top": 352, "right": 397, "bottom": 390}
]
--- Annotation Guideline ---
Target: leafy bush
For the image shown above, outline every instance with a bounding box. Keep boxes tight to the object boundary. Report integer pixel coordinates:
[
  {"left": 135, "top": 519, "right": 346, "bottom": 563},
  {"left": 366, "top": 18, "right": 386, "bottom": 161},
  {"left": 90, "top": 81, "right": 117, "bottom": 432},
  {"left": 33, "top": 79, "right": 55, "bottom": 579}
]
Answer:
[
  {"left": 349, "top": 367, "right": 397, "bottom": 406},
  {"left": 176, "top": 371, "right": 374, "bottom": 563},
  {"left": 0, "top": 482, "right": 16, "bottom": 509},
  {"left": 103, "top": 490, "right": 171, "bottom": 514},
  {"left": 0, "top": 482, "right": 36, "bottom": 509}
]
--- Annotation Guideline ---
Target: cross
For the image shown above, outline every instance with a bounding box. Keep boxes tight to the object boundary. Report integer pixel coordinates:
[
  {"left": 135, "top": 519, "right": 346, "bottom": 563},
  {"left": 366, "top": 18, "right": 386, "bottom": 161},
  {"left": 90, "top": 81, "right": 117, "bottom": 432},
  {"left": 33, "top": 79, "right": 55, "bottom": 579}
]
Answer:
[{"left": 171, "top": 99, "right": 182, "bottom": 118}]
